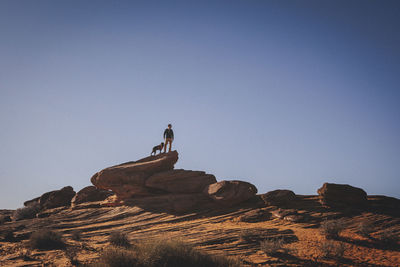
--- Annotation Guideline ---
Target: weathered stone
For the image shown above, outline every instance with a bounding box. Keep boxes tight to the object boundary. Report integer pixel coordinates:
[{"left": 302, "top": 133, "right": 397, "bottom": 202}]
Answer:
[
  {"left": 72, "top": 186, "right": 114, "bottom": 206},
  {"left": 261, "top": 189, "right": 296, "bottom": 206},
  {"left": 91, "top": 151, "right": 178, "bottom": 199},
  {"left": 238, "top": 209, "right": 271, "bottom": 222},
  {"left": 24, "top": 197, "right": 40, "bottom": 207},
  {"left": 40, "top": 186, "right": 76, "bottom": 210},
  {"left": 317, "top": 183, "right": 367, "bottom": 208},
  {"left": 203, "top": 180, "right": 258, "bottom": 207},
  {"left": 283, "top": 214, "right": 303, "bottom": 223},
  {"left": 271, "top": 209, "right": 297, "bottom": 219},
  {"left": 146, "top": 169, "right": 216, "bottom": 194}
]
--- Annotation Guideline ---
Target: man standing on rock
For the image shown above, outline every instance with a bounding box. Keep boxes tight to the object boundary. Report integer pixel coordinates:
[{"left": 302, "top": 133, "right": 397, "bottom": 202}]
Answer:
[{"left": 163, "top": 124, "right": 174, "bottom": 153}]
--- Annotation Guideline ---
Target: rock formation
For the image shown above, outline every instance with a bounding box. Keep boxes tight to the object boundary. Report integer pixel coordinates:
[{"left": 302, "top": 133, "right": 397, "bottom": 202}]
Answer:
[
  {"left": 261, "top": 189, "right": 296, "bottom": 206},
  {"left": 317, "top": 182, "right": 368, "bottom": 208},
  {"left": 71, "top": 186, "right": 114, "bottom": 206},
  {"left": 203, "top": 180, "right": 257, "bottom": 207},
  {"left": 90, "top": 151, "right": 257, "bottom": 212}
]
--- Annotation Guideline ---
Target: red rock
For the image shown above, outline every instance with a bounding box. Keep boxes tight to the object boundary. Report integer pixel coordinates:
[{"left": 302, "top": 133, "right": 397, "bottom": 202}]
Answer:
[
  {"left": 40, "top": 186, "right": 76, "bottom": 210},
  {"left": 146, "top": 169, "right": 216, "bottom": 194},
  {"left": 261, "top": 189, "right": 296, "bottom": 206},
  {"left": 71, "top": 186, "right": 114, "bottom": 206},
  {"left": 90, "top": 151, "right": 178, "bottom": 199},
  {"left": 203, "top": 180, "right": 257, "bottom": 207},
  {"left": 317, "top": 183, "right": 368, "bottom": 208}
]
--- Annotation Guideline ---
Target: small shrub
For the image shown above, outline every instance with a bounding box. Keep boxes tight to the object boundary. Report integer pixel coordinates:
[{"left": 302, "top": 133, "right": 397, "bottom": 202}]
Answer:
[
  {"left": 93, "top": 238, "right": 241, "bottom": 267},
  {"left": 260, "top": 237, "right": 285, "bottom": 255},
  {"left": 0, "top": 215, "right": 12, "bottom": 224},
  {"left": 357, "top": 221, "right": 374, "bottom": 238},
  {"left": 1, "top": 229, "right": 15, "bottom": 241},
  {"left": 95, "top": 247, "right": 137, "bottom": 267},
  {"left": 29, "top": 229, "right": 65, "bottom": 250},
  {"left": 71, "top": 230, "right": 82, "bottom": 241},
  {"left": 108, "top": 231, "right": 131, "bottom": 248},
  {"left": 13, "top": 203, "right": 40, "bottom": 221},
  {"left": 377, "top": 228, "right": 399, "bottom": 245},
  {"left": 320, "top": 219, "right": 345, "bottom": 239},
  {"left": 320, "top": 240, "right": 345, "bottom": 259}
]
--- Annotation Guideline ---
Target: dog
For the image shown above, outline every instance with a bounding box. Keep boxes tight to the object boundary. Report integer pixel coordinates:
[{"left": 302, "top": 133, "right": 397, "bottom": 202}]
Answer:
[{"left": 151, "top": 142, "right": 164, "bottom": 156}]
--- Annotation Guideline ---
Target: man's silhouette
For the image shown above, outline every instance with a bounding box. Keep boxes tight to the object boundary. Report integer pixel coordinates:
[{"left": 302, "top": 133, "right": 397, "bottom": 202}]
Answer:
[{"left": 163, "top": 124, "right": 174, "bottom": 153}]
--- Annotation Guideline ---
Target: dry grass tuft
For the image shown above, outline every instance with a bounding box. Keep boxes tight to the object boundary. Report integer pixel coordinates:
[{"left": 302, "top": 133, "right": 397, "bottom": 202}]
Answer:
[
  {"left": 108, "top": 231, "right": 131, "bottom": 248},
  {"left": 29, "top": 229, "right": 65, "bottom": 250},
  {"left": 13, "top": 203, "right": 40, "bottom": 221},
  {"left": 93, "top": 238, "right": 241, "bottom": 267},
  {"left": 357, "top": 221, "right": 374, "bottom": 238},
  {"left": 260, "top": 237, "right": 286, "bottom": 255},
  {"left": 320, "top": 219, "right": 345, "bottom": 239},
  {"left": 319, "top": 240, "right": 346, "bottom": 259}
]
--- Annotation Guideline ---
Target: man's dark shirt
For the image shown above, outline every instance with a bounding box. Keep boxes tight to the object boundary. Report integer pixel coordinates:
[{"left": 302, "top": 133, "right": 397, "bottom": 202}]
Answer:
[{"left": 164, "top": 128, "right": 174, "bottom": 139}]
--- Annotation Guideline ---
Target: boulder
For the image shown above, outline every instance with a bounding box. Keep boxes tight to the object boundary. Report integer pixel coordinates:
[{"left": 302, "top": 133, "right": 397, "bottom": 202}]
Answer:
[
  {"left": 203, "top": 180, "right": 257, "bottom": 207},
  {"left": 40, "top": 186, "right": 76, "bottom": 210},
  {"left": 146, "top": 169, "right": 216, "bottom": 194},
  {"left": 261, "top": 189, "right": 296, "bottom": 206},
  {"left": 24, "top": 197, "right": 40, "bottom": 207},
  {"left": 91, "top": 151, "right": 178, "bottom": 199},
  {"left": 238, "top": 209, "right": 271, "bottom": 223},
  {"left": 72, "top": 186, "right": 114, "bottom": 206},
  {"left": 317, "top": 183, "right": 367, "bottom": 208}
]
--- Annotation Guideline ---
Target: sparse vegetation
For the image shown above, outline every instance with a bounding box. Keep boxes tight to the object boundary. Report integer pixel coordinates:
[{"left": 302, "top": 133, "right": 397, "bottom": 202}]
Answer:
[
  {"left": 29, "top": 229, "right": 65, "bottom": 250},
  {"left": 0, "top": 215, "right": 11, "bottom": 224},
  {"left": 65, "top": 247, "right": 80, "bottom": 266},
  {"left": 1, "top": 229, "right": 15, "bottom": 241},
  {"left": 357, "top": 221, "right": 374, "bottom": 238},
  {"left": 71, "top": 230, "right": 82, "bottom": 241},
  {"left": 319, "top": 240, "right": 346, "bottom": 259},
  {"left": 93, "top": 238, "right": 241, "bottom": 267},
  {"left": 238, "top": 229, "right": 254, "bottom": 243},
  {"left": 13, "top": 203, "right": 40, "bottom": 221},
  {"left": 108, "top": 231, "right": 131, "bottom": 248},
  {"left": 260, "top": 237, "right": 286, "bottom": 255},
  {"left": 377, "top": 228, "right": 399, "bottom": 245},
  {"left": 320, "top": 219, "right": 345, "bottom": 239}
]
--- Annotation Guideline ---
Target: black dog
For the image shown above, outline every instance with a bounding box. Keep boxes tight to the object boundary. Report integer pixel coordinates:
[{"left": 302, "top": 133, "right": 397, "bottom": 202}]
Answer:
[{"left": 151, "top": 142, "right": 164, "bottom": 156}]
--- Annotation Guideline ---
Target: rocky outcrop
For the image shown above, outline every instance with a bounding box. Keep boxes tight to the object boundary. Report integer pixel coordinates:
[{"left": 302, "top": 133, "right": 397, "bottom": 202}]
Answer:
[
  {"left": 71, "top": 186, "right": 114, "bottom": 206},
  {"left": 261, "top": 189, "right": 296, "bottom": 206},
  {"left": 24, "top": 197, "right": 40, "bottom": 207},
  {"left": 203, "top": 180, "right": 257, "bottom": 207},
  {"left": 39, "top": 186, "right": 76, "bottom": 209},
  {"left": 238, "top": 209, "right": 271, "bottom": 222},
  {"left": 89, "top": 151, "right": 258, "bottom": 212},
  {"left": 91, "top": 151, "right": 179, "bottom": 199},
  {"left": 318, "top": 183, "right": 368, "bottom": 208},
  {"left": 146, "top": 169, "right": 216, "bottom": 194}
]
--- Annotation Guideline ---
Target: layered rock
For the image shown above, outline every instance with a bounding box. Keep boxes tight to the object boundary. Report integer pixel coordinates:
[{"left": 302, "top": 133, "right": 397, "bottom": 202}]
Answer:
[
  {"left": 90, "top": 151, "right": 258, "bottom": 212},
  {"left": 146, "top": 169, "right": 216, "bottom": 194},
  {"left": 39, "top": 186, "right": 76, "bottom": 209},
  {"left": 71, "top": 186, "right": 114, "bottom": 206},
  {"left": 317, "top": 183, "right": 368, "bottom": 208},
  {"left": 203, "top": 180, "right": 257, "bottom": 207},
  {"left": 91, "top": 151, "right": 179, "bottom": 199},
  {"left": 261, "top": 189, "right": 296, "bottom": 206}
]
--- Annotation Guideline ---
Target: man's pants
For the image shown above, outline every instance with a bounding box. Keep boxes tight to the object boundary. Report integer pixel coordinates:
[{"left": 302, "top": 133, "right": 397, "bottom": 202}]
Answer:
[{"left": 164, "top": 138, "right": 173, "bottom": 152}]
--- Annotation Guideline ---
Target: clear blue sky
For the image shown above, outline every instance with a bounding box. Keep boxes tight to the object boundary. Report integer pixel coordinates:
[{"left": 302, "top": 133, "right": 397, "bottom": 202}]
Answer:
[{"left": 1, "top": 1, "right": 399, "bottom": 209}]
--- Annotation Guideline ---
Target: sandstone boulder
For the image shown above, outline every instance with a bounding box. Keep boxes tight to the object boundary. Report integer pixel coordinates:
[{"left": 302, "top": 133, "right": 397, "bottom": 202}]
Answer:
[
  {"left": 203, "top": 180, "right": 257, "bottom": 207},
  {"left": 317, "top": 183, "right": 367, "bottom": 208},
  {"left": 24, "top": 197, "right": 40, "bottom": 207},
  {"left": 40, "top": 186, "right": 76, "bottom": 210},
  {"left": 91, "top": 151, "right": 178, "bottom": 199},
  {"left": 146, "top": 169, "right": 216, "bottom": 194},
  {"left": 261, "top": 189, "right": 296, "bottom": 206},
  {"left": 72, "top": 186, "right": 114, "bottom": 206},
  {"left": 238, "top": 209, "right": 271, "bottom": 222}
]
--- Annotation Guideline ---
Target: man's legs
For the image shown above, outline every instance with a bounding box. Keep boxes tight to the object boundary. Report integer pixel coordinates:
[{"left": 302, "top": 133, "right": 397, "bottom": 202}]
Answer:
[{"left": 164, "top": 138, "right": 172, "bottom": 152}]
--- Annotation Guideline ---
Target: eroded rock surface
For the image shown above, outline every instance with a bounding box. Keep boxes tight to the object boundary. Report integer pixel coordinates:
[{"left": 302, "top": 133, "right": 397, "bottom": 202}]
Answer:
[
  {"left": 72, "top": 186, "right": 114, "bottom": 206},
  {"left": 318, "top": 183, "right": 368, "bottom": 208},
  {"left": 203, "top": 180, "right": 257, "bottom": 207}
]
